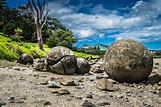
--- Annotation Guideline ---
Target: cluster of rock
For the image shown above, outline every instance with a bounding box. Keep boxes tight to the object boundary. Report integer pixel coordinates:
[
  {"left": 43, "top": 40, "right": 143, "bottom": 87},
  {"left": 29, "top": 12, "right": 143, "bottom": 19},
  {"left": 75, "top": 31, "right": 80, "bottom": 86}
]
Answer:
[
  {"left": 5, "top": 40, "right": 161, "bottom": 106},
  {"left": 17, "top": 46, "right": 91, "bottom": 75},
  {"left": 17, "top": 39, "right": 153, "bottom": 84}
]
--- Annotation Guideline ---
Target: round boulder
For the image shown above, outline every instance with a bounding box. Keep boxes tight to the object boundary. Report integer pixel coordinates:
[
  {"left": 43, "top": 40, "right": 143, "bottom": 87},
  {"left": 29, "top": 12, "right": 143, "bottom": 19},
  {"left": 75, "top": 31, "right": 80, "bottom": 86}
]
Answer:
[
  {"left": 46, "top": 46, "right": 77, "bottom": 75},
  {"left": 17, "top": 53, "right": 33, "bottom": 65},
  {"left": 103, "top": 39, "right": 153, "bottom": 83},
  {"left": 75, "top": 58, "right": 90, "bottom": 74}
]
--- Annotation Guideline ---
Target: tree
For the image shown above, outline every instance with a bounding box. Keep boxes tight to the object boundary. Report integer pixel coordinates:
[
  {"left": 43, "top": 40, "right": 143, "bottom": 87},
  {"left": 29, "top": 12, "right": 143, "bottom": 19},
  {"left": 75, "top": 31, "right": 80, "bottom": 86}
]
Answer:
[
  {"left": 46, "top": 17, "right": 66, "bottom": 30},
  {"left": 0, "top": 0, "right": 8, "bottom": 31},
  {"left": 27, "top": 0, "right": 49, "bottom": 50},
  {"left": 46, "top": 30, "right": 77, "bottom": 49},
  {"left": 13, "top": 27, "right": 23, "bottom": 42}
]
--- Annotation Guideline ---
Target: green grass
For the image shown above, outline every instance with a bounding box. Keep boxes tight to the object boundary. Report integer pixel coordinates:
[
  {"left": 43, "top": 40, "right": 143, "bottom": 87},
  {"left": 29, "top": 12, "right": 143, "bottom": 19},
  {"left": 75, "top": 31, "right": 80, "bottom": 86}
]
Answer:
[
  {"left": 0, "top": 32, "right": 100, "bottom": 61},
  {"left": 0, "top": 33, "right": 49, "bottom": 61},
  {"left": 74, "top": 51, "right": 100, "bottom": 59}
]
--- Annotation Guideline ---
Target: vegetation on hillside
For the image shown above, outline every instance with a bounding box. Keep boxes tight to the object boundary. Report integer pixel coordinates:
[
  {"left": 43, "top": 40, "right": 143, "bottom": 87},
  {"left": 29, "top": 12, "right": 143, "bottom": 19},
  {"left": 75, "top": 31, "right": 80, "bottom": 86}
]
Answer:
[
  {"left": 0, "top": 33, "right": 49, "bottom": 61},
  {"left": 0, "top": 33, "right": 99, "bottom": 61},
  {"left": 0, "top": 0, "right": 77, "bottom": 50}
]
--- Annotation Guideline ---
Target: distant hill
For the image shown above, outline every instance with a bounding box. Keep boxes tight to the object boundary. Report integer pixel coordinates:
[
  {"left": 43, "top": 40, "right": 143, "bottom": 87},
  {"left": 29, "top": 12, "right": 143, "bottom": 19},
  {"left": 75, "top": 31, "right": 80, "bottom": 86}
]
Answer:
[{"left": 80, "top": 43, "right": 108, "bottom": 51}]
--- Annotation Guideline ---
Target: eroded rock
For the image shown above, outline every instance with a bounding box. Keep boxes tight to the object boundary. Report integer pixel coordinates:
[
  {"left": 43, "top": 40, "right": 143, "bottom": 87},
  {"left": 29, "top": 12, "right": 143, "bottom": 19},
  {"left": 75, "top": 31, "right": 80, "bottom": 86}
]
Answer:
[
  {"left": 104, "top": 39, "right": 153, "bottom": 83},
  {"left": 96, "top": 78, "right": 114, "bottom": 91},
  {"left": 46, "top": 46, "right": 77, "bottom": 75}
]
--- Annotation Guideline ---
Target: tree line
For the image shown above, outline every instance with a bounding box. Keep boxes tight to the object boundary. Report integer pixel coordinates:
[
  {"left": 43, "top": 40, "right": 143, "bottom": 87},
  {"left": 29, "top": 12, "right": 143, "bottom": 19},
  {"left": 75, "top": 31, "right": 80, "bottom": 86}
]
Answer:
[{"left": 0, "top": 0, "right": 77, "bottom": 49}]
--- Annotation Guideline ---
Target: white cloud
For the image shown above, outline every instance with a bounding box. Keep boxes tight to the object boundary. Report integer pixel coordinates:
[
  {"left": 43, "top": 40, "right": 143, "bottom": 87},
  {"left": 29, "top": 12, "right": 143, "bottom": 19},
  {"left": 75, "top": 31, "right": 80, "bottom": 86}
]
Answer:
[
  {"left": 111, "top": 27, "right": 161, "bottom": 42},
  {"left": 47, "top": 0, "right": 161, "bottom": 43}
]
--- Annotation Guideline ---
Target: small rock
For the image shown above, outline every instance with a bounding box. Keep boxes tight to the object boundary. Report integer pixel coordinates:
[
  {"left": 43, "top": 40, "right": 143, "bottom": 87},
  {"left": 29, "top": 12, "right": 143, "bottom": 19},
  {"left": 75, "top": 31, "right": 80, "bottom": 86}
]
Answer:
[
  {"left": 155, "top": 63, "right": 159, "bottom": 65},
  {"left": 43, "top": 101, "right": 51, "bottom": 105},
  {"left": 146, "top": 74, "right": 160, "bottom": 85},
  {"left": 51, "top": 89, "right": 70, "bottom": 95},
  {"left": 75, "top": 96, "right": 83, "bottom": 99},
  {"left": 96, "top": 78, "right": 114, "bottom": 91},
  {"left": 34, "top": 58, "right": 47, "bottom": 72},
  {"left": 84, "top": 73, "right": 90, "bottom": 76},
  {"left": 107, "top": 78, "right": 117, "bottom": 84},
  {"left": 58, "top": 77, "right": 77, "bottom": 86},
  {"left": 75, "top": 86, "right": 84, "bottom": 89},
  {"left": 58, "top": 89, "right": 70, "bottom": 95},
  {"left": 81, "top": 100, "right": 96, "bottom": 107},
  {"left": 9, "top": 97, "right": 15, "bottom": 103},
  {"left": 14, "top": 68, "right": 21, "bottom": 71},
  {"left": 47, "top": 77, "right": 61, "bottom": 88},
  {"left": 78, "top": 78, "right": 84, "bottom": 82},
  {"left": 15, "top": 100, "right": 24, "bottom": 104},
  {"left": 158, "top": 81, "right": 161, "bottom": 85},
  {"left": 0, "top": 102, "right": 6, "bottom": 106},
  {"left": 85, "top": 92, "right": 93, "bottom": 98},
  {"left": 96, "top": 74, "right": 103, "bottom": 79},
  {"left": 159, "top": 89, "right": 161, "bottom": 97},
  {"left": 153, "top": 67, "right": 159, "bottom": 69},
  {"left": 90, "top": 64, "right": 104, "bottom": 73},
  {"left": 39, "top": 79, "right": 49, "bottom": 85},
  {"left": 19, "top": 76, "right": 25, "bottom": 80},
  {"left": 51, "top": 89, "right": 58, "bottom": 93},
  {"left": 97, "top": 101, "right": 110, "bottom": 106}
]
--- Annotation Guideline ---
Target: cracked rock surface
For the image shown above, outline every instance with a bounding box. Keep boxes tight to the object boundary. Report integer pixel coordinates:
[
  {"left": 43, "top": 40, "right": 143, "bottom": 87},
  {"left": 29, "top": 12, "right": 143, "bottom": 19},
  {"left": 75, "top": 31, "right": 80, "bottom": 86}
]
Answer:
[{"left": 46, "top": 46, "right": 77, "bottom": 75}]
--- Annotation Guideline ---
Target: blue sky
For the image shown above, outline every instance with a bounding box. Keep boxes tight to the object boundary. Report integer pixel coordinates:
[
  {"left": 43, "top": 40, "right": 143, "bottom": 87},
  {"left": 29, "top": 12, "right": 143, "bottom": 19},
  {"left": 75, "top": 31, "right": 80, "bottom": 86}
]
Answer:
[{"left": 7, "top": 0, "right": 161, "bottom": 50}]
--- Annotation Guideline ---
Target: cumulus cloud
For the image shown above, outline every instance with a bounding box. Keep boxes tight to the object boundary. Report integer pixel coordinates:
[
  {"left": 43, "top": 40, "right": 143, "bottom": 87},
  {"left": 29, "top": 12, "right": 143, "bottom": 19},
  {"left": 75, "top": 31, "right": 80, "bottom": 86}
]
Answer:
[{"left": 47, "top": 0, "right": 161, "bottom": 43}]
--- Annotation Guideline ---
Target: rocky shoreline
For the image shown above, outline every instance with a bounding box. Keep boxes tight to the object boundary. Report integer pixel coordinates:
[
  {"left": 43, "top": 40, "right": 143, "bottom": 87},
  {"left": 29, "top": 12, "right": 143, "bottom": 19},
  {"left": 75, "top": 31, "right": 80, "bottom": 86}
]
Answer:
[{"left": 0, "top": 58, "right": 161, "bottom": 107}]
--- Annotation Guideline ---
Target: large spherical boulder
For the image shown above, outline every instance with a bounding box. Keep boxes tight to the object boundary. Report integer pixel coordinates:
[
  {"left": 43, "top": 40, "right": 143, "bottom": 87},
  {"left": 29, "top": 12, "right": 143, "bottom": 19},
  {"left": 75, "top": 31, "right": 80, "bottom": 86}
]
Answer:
[
  {"left": 46, "top": 46, "right": 77, "bottom": 75},
  {"left": 103, "top": 39, "right": 153, "bottom": 83}
]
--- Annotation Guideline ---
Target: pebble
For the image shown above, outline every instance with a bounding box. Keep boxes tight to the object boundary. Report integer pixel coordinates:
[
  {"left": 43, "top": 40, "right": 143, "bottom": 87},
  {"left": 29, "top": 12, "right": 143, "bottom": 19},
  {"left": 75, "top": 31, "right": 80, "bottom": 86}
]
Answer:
[
  {"left": 39, "top": 79, "right": 49, "bottom": 85},
  {"left": 51, "top": 89, "right": 70, "bottom": 95},
  {"left": 0, "top": 102, "right": 6, "bottom": 106},
  {"left": 85, "top": 93, "right": 93, "bottom": 98},
  {"left": 47, "top": 78, "right": 61, "bottom": 88},
  {"left": 81, "top": 100, "right": 96, "bottom": 107},
  {"left": 43, "top": 101, "right": 51, "bottom": 105},
  {"left": 96, "top": 78, "right": 114, "bottom": 91},
  {"left": 97, "top": 101, "right": 110, "bottom": 106},
  {"left": 159, "top": 90, "right": 161, "bottom": 97},
  {"left": 75, "top": 96, "right": 83, "bottom": 99},
  {"left": 14, "top": 68, "right": 21, "bottom": 71},
  {"left": 15, "top": 100, "right": 24, "bottom": 104},
  {"left": 75, "top": 86, "right": 84, "bottom": 89},
  {"left": 58, "top": 89, "right": 70, "bottom": 95},
  {"left": 9, "top": 97, "right": 15, "bottom": 103}
]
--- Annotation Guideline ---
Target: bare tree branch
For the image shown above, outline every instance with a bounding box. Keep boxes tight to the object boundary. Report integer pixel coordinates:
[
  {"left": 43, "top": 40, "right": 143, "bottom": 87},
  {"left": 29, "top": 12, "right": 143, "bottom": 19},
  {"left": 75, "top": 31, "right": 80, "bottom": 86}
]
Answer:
[
  {"left": 31, "top": 0, "right": 39, "bottom": 21},
  {"left": 27, "top": 0, "right": 36, "bottom": 18},
  {"left": 41, "top": 9, "right": 49, "bottom": 29}
]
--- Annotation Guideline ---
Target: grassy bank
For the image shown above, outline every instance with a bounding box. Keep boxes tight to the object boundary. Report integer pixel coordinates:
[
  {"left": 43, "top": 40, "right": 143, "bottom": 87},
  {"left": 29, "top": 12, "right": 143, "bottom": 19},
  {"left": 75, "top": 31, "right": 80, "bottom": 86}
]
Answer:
[
  {"left": 0, "top": 33, "right": 50, "bottom": 61},
  {"left": 0, "top": 33, "right": 100, "bottom": 61}
]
